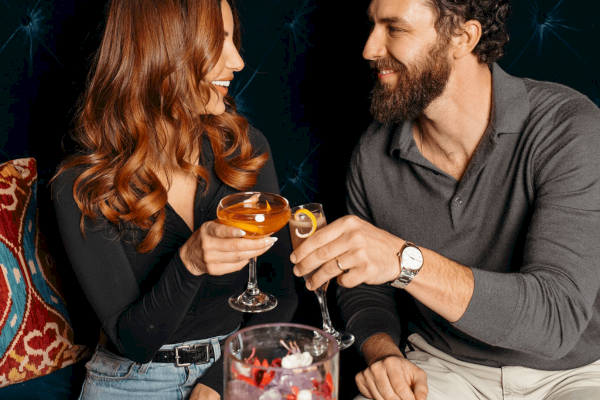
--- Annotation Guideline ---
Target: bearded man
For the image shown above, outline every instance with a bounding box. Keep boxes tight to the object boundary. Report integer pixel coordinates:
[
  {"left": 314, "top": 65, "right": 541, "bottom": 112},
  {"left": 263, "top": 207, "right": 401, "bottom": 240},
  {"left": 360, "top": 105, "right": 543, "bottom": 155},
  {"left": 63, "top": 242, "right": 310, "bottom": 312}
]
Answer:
[{"left": 290, "top": 0, "right": 600, "bottom": 399}]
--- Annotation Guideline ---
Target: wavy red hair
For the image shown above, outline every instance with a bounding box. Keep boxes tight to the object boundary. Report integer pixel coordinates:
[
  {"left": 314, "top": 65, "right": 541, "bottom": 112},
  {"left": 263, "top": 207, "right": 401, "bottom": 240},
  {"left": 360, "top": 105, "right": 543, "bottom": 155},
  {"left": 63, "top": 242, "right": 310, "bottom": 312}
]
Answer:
[{"left": 55, "top": 0, "right": 267, "bottom": 252}]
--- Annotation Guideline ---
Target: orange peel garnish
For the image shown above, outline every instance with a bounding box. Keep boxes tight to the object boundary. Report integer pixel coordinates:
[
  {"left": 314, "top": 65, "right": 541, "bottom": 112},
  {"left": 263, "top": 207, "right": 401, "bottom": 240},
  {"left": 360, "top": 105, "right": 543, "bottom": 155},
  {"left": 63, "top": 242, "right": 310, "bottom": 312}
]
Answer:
[
  {"left": 294, "top": 209, "right": 318, "bottom": 238},
  {"left": 230, "top": 222, "right": 264, "bottom": 235}
]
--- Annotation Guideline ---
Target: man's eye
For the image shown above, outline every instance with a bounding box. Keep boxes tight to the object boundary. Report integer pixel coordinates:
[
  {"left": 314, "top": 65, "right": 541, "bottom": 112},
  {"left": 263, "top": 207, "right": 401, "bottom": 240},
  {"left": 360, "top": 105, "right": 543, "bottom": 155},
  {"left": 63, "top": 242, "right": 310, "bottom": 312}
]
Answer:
[{"left": 388, "top": 26, "right": 403, "bottom": 33}]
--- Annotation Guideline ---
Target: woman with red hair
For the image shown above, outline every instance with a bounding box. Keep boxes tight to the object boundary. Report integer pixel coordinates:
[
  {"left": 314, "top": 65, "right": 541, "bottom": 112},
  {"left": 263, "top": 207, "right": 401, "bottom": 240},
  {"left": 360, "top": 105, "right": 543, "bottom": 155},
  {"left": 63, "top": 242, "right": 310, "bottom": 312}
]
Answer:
[{"left": 52, "top": 0, "right": 297, "bottom": 398}]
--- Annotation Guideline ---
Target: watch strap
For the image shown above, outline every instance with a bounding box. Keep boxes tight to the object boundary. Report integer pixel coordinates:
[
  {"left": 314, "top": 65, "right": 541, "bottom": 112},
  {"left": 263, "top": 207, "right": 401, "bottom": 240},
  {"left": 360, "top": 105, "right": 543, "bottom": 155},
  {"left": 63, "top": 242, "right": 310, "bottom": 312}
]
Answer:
[
  {"left": 389, "top": 268, "right": 418, "bottom": 289},
  {"left": 389, "top": 241, "right": 422, "bottom": 289}
]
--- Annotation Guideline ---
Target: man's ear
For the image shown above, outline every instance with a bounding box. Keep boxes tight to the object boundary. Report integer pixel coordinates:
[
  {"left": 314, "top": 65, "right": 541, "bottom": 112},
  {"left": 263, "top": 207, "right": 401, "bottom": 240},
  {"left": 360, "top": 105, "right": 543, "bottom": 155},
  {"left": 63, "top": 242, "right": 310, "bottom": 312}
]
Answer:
[{"left": 452, "top": 19, "right": 482, "bottom": 59}]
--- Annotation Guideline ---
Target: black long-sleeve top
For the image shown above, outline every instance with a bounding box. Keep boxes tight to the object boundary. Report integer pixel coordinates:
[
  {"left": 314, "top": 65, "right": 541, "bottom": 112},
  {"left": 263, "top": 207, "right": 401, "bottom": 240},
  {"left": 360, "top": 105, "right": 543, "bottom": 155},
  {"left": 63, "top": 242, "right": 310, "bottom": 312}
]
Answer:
[{"left": 53, "top": 126, "right": 298, "bottom": 393}]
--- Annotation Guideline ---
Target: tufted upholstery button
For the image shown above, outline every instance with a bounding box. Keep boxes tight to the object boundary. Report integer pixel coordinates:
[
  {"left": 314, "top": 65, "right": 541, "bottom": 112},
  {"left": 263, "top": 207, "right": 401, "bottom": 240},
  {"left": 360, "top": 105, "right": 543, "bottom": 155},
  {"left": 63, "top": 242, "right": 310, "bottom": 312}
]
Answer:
[
  {"left": 535, "top": 14, "right": 546, "bottom": 25},
  {"left": 20, "top": 15, "right": 32, "bottom": 26},
  {"left": 284, "top": 11, "right": 296, "bottom": 25}
]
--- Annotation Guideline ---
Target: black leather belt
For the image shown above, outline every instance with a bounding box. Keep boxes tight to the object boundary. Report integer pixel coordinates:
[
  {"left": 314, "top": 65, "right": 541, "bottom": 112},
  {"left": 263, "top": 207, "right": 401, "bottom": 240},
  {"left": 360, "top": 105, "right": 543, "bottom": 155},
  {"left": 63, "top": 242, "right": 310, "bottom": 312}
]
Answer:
[{"left": 151, "top": 338, "right": 226, "bottom": 367}]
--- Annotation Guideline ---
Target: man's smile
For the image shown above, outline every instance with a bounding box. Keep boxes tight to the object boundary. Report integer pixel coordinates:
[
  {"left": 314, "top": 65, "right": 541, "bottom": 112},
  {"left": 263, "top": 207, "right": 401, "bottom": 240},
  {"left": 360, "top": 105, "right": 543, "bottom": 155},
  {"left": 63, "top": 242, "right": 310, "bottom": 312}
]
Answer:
[{"left": 378, "top": 69, "right": 397, "bottom": 81}]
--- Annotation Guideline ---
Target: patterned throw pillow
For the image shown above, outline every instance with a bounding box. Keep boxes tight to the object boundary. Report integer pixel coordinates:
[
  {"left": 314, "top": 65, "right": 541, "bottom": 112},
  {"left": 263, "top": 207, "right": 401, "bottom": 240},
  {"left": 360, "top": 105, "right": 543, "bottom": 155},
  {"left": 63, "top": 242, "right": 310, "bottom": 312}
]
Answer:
[{"left": 0, "top": 158, "right": 88, "bottom": 387}]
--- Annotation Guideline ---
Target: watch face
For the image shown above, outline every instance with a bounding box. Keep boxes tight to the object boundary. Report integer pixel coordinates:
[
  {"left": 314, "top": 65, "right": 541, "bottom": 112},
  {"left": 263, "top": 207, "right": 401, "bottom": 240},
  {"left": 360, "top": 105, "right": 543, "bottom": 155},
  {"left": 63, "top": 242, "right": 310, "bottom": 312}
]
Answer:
[{"left": 402, "top": 246, "right": 423, "bottom": 270}]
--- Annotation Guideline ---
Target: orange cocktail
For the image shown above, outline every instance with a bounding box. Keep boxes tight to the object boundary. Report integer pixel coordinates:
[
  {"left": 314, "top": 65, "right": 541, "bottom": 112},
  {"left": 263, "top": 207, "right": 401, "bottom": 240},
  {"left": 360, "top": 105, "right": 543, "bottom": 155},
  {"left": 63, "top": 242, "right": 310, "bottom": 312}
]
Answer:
[
  {"left": 217, "top": 192, "right": 290, "bottom": 313},
  {"left": 218, "top": 197, "right": 290, "bottom": 238}
]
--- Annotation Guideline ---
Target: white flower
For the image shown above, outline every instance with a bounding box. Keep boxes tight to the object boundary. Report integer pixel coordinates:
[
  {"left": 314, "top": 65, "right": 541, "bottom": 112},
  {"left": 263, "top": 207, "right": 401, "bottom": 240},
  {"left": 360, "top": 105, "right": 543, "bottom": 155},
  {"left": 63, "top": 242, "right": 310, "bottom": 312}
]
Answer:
[
  {"left": 281, "top": 351, "right": 313, "bottom": 368},
  {"left": 259, "top": 389, "right": 282, "bottom": 400},
  {"left": 296, "top": 390, "right": 313, "bottom": 400}
]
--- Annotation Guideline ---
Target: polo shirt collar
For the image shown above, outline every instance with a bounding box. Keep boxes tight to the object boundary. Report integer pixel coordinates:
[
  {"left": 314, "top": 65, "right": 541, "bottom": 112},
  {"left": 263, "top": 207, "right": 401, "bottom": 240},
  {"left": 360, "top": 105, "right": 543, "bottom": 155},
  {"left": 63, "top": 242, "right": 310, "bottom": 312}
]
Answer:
[
  {"left": 389, "top": 63, "right": 530, "bottom": 159},
  {"left": 489, "top": 63, "right": 530, "bottom": 135}
]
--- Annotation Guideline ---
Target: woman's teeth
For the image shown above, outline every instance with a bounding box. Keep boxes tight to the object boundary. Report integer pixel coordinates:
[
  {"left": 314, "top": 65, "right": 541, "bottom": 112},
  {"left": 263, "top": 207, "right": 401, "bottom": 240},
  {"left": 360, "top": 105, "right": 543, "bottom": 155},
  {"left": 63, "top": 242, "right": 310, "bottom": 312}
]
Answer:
[{"left": 212, "top": 80, "right": 230, "bottom": 87}]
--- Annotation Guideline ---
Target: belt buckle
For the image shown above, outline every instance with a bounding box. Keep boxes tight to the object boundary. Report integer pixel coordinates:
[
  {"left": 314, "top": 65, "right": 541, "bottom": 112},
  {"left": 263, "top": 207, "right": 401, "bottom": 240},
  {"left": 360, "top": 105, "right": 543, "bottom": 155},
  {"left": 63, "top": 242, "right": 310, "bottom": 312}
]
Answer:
[
  {"left": 174, "top": 344, "right": 192, "bottom": 367},
  {"left": 194, "top": 343, "right": 212, "bottom": 364}
]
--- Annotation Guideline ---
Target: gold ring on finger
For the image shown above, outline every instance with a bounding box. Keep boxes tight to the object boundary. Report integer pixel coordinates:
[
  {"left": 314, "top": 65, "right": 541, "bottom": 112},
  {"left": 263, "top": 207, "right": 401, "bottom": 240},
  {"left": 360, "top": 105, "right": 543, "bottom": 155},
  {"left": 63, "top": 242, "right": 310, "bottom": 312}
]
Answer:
[{"left": 335, "top": 257, "right": 347, "bottom": 273}]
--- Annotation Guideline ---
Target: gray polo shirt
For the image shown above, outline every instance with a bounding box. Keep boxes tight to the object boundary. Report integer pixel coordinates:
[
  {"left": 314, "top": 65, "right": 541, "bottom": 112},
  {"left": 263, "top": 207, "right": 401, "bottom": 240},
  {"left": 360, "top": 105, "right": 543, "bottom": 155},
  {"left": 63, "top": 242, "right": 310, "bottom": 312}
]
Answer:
[{"left": 339, "top": 63, "right": 600, "bottom": 370}]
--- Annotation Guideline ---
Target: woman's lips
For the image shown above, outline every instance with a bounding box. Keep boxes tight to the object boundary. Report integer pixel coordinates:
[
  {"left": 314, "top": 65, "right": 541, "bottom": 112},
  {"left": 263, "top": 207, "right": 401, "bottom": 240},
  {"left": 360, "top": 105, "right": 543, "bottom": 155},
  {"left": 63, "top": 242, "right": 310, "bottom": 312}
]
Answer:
[
  {"left": 212, "top": 79, "right": 232, "bottom": 95},
  {"left": 215, "top": 85, "right": 228, "bottom": 95}
]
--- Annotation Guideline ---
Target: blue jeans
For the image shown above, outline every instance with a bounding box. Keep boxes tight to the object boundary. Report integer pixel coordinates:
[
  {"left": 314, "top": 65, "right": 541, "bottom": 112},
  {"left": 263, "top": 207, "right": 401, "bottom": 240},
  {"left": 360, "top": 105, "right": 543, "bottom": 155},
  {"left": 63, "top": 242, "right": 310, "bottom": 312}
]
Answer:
[{"left": 77, "top": 332, "right": 232, "bottom": 400}]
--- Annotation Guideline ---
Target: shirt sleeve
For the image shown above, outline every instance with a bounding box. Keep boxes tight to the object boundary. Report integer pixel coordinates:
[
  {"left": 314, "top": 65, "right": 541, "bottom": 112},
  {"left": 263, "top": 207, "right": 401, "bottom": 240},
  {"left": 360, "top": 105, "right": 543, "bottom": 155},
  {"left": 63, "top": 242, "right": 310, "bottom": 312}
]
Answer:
[
  {"left": 337, "top": 142, "right": 403, "bottom": 354},
  {"left": 53, "top": 168, "right": 206, "bottom": 363},
  {"left": 453, "top": 97, "right": 600, "bottom": 359}
]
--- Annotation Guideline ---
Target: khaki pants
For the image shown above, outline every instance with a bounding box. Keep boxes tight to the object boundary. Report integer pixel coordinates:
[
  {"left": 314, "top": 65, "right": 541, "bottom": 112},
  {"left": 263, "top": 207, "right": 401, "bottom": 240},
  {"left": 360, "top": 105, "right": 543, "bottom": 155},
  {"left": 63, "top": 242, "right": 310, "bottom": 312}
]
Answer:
[{"left": 354, "top": 333, "right": 600, "bottom": 400}]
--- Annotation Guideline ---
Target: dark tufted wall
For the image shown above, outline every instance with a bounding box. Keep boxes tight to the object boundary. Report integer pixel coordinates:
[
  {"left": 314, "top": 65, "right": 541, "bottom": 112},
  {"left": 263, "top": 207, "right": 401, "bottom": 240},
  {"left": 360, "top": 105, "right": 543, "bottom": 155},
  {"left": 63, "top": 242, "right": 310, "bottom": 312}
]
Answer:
[
  {"left": 1, "top": 1, "right": 104, "bottom": 179},
  {"left": 1, "top": 0, "right": 599, "bottom": 397},
  {"left": 2, "top": 0, "right": 598, "bottom": 211}
]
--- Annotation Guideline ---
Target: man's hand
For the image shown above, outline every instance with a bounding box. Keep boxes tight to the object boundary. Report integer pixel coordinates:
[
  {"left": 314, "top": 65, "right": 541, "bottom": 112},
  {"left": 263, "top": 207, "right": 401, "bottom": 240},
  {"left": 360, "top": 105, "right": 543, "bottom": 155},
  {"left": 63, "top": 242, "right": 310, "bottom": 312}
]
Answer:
[
  {"left": 357, "top": 333, "right": 428, "bottom": 400},
  {"left": 291, "top": 215, "right": 473, "bottom": 322},
  {"left": 290, "top": 215, "right": 404, "bottom": 290},
  {"left": 356, "top": 356, "right": 428, "bottom": 400},
  {"left": 189, "top": 383, "right": 220, "bottom": 400}
]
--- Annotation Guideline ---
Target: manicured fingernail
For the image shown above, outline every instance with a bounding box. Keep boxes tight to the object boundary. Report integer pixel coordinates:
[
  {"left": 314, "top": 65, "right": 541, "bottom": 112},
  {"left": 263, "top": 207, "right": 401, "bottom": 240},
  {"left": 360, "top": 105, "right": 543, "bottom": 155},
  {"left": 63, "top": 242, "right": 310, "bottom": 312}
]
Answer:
[
  {"left": 265, "top": 237, "right": 278, "bottom": 246},
  {"left": 290, "top": 254, "right": 297, "bottom": 263},
  {"left": 238, "top": 230, "right": 246, "bottom": 237}
]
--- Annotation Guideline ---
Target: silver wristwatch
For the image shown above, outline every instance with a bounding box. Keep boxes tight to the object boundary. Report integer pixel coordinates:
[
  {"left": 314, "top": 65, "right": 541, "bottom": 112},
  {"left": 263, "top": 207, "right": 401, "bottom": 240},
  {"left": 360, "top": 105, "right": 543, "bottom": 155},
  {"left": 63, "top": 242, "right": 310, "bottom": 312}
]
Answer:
[{"left": 389, "top": 241, "right": 423, "bottom": 289}]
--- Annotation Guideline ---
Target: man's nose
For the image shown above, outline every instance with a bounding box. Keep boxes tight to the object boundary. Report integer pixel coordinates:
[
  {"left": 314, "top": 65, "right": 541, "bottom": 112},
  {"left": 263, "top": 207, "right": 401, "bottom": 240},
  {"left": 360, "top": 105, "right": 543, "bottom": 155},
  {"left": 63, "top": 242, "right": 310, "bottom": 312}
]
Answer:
[{"left": 363, "top": 28, "right": 386, "bottom": 60}]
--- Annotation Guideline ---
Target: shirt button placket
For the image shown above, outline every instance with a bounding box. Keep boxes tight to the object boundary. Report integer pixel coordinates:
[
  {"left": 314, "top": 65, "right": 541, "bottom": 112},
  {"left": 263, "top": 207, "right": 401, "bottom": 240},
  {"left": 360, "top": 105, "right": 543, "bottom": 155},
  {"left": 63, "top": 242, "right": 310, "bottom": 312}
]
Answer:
[{"left": 450, "top": 196, "right": 464, "bottom": 228}]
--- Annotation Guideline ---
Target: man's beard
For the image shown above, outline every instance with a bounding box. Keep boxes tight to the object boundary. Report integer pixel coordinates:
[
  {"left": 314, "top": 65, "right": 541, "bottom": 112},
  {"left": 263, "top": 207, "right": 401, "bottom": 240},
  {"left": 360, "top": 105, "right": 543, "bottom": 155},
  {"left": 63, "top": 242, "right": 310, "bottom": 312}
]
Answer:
[{"left": 369, "top": 40, "right": 452, "bottom": 123}]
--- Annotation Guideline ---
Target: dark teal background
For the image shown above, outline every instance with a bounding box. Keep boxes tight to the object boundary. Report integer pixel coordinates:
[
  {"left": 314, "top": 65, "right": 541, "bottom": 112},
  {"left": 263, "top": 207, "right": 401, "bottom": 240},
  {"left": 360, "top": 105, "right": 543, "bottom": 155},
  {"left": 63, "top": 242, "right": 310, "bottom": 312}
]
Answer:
[
  {"left": 1, "top": 0, "right": 599, "bottom": 398},
  {"left": 1, "top": 0, "right": 599, "bottom": 213}
]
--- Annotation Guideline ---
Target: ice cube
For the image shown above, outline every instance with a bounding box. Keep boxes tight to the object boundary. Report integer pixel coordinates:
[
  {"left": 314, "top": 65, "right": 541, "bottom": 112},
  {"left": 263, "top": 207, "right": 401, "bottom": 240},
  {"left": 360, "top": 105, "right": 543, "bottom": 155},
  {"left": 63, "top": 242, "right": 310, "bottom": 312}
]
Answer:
[
  {"left": 259, "top": 389, "right": 283, "bottom": 400},
  {"left": 225, "top": 379, "right": 263, "bottom": 399},
  {"left": 297, "top": 390, "right": 313, "bottom": 400}
]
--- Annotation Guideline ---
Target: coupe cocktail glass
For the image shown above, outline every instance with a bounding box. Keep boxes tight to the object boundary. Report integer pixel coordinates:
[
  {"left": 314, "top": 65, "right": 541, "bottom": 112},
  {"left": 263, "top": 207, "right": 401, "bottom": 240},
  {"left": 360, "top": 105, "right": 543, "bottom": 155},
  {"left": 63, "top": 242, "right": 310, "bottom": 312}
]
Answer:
[
  {"left": 224, "top": 323, "right": 339, "bottom": 400},
  {"left": 217, "top": 192, "right": 291, "bottom": 313},
  {"left": 290, "top": 203, "right": 355, "bottom": 351}
]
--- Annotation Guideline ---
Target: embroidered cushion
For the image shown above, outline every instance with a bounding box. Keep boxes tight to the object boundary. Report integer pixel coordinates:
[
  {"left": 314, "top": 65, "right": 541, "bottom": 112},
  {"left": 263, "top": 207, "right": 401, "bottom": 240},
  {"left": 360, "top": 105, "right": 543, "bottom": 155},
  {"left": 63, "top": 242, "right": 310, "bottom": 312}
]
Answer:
[{"left": 0, "top": 157, "right": 88, "bottom": 387}]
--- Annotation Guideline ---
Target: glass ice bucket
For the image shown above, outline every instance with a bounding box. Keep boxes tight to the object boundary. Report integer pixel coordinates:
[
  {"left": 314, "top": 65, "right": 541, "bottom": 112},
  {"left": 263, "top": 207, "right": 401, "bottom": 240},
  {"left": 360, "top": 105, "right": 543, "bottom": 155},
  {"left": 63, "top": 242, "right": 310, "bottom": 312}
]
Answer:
[{"left": 224, "top": 323, "right": 340, "bottom": 400}]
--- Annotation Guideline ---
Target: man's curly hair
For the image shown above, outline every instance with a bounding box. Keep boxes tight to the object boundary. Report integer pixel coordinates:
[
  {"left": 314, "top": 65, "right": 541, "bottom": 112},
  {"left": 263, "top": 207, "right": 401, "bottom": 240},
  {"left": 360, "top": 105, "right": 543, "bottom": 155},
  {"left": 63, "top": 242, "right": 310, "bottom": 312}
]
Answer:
[{"left": 425, "top": 0, "right": 510, "bottom": 65}]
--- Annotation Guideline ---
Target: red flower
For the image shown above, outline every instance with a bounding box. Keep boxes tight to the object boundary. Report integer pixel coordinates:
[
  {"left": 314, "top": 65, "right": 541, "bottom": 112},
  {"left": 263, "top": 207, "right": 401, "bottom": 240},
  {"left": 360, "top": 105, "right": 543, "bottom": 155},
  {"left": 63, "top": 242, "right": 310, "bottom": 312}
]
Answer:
[
  {"left": 311, "top": 373, "right": 334, "bottom": 399},
  {"left": 285, "top": 386, "right": 300, "bottom": 400},
  {"left": 231, "top": 352, "right": 281, "bottom": 389}
]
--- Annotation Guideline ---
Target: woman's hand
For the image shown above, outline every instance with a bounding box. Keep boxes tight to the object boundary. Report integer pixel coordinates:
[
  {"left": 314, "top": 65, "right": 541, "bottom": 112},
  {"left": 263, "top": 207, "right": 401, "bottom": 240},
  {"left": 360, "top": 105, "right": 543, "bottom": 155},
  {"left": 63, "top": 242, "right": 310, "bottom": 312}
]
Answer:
[
  {"left": 189, "top": 382, "right": 220, "bottom": 400},
  {"left": 179, "top": 220, "right": 278, "bottom": 276}
]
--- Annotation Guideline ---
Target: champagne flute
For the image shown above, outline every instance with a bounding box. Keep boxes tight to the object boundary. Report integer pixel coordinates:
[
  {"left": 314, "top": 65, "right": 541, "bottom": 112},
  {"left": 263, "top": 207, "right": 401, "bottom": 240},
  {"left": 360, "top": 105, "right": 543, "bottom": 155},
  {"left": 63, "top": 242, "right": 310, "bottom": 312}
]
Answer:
[
  {"left": 290, "top": 203, "right": 355, "bottom": 350},
  {"left": 217, "top": 192, "right": 291, "bottom": 313}
]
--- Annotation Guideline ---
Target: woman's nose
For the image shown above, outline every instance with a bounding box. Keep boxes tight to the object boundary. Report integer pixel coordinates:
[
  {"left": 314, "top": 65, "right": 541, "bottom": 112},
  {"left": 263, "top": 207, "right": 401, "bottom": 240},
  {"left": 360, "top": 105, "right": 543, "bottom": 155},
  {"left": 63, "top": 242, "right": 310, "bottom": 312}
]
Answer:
[{"left": 227, "top": 45, "right": 245, "bottom": 73}]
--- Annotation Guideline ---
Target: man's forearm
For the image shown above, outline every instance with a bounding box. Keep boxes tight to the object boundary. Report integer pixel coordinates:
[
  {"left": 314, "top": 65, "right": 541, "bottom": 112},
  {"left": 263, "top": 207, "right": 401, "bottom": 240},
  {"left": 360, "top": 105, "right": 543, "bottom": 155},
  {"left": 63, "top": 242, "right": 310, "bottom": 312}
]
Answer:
[
  {"left": 362, "top": 333, "right": 404, "bottom": 366},
  {"left": 405, "top": 246, "right": 474, "bottom": 323}
]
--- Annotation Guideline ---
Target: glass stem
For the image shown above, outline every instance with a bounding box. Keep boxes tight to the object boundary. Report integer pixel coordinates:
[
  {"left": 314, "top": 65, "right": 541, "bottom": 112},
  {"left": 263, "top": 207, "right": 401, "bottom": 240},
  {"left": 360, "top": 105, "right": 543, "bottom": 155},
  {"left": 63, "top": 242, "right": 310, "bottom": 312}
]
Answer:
[
  {"left": 246, "top": 257, "right": 259, "bottom": 296},
  {"left": 315, "top": 285, "right": 336, "bottom": 336}
]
